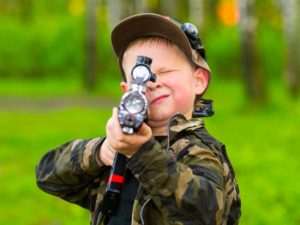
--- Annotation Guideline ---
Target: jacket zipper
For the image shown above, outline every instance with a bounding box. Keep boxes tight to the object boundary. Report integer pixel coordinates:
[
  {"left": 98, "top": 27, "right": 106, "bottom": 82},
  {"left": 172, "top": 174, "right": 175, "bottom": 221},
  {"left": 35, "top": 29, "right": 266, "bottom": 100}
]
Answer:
[
  {"left": 93, "top": 211, "right": 102, "bottom": 225},
  {"left": 140, "top": 197, "right": 151, "bottom": 225},
  {"left": 140, "top": 113, "right": 180, "bottom": 225}
]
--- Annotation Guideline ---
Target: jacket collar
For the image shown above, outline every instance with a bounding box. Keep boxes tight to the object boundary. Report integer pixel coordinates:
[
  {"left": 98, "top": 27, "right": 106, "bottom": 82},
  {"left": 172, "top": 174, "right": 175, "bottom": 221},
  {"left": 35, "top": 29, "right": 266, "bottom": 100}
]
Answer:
[{"left": 167, "top": 113, "right": 204, "bottom": 143}]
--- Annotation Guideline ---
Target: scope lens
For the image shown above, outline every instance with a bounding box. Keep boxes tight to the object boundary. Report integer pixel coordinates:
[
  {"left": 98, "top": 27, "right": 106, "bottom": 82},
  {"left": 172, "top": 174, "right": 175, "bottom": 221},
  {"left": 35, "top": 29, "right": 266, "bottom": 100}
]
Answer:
[
  {"left": 132, "top": 65, "right": 150, "bottom": 81},
  {"left": 123, "top": 92, "right": 145, "bottom": 114}
]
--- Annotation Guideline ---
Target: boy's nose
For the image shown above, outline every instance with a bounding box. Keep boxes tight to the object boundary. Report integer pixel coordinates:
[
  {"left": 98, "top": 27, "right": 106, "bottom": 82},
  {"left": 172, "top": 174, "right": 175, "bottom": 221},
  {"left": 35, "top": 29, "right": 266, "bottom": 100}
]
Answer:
[{"left": 146, "top": 80, "right": 160, "bottom": 91}]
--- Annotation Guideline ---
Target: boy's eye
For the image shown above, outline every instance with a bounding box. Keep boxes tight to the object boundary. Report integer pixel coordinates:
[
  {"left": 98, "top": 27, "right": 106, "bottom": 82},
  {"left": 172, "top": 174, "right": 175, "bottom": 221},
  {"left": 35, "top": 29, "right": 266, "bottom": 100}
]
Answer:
[{"left": 158, "top": 70, "right": 176, "bottom": 75}]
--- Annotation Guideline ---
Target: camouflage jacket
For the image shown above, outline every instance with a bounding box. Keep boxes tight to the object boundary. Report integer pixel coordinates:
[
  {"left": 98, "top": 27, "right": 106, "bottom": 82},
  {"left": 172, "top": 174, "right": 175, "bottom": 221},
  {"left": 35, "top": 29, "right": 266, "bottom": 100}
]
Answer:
[{"left": 36, "top": 114, "right": 241, "bottom": 225}]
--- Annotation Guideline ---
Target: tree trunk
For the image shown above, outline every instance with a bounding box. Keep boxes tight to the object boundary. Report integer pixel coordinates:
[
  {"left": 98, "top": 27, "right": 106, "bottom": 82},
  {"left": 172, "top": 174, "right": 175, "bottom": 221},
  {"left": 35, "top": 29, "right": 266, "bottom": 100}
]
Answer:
[
  {"left": 188, "top": 0, "right": 204, "bottom": 32},
  {"left": 159, "top": 0, "right": 178, "bottom": 16},
  {"left": 238, "top": 0, "right": 267, "bottom": 104},
  {"left": 20, "top": 0, "right": 33, "bottom": 22},
  {"left": 132, "top": 0, "right": 150, "bottom": 12},
  {"left": 85, "top": 0, "right": 98, "bottom": 90},
  {"left": 281, "top": 0, "right": 300, "bottom": 98},
  {"left": 106, "top": 0, "right": 135, "bottom": 28}
]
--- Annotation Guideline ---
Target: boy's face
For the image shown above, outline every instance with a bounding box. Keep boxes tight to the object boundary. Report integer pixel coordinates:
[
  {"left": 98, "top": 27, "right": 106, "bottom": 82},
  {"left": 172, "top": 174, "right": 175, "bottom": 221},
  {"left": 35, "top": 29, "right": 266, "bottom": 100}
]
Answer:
[{"left": 121, "top": 40, "right": 208, "bottom": 128}]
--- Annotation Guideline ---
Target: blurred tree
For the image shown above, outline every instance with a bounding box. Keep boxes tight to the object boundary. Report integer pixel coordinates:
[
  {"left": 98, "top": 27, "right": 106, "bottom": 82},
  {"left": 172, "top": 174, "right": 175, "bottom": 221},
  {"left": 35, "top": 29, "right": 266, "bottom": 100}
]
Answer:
[
  {"left": 160, "top": 0, "right": 178, "bottom": 16},
  {"left": 238, "top": 0, "right": 267, "bottom": 104},
  {"left": 280, "top": 0, "right": 300, "bottom": 98},
  {"left": 106, "top": 0, "right": 176, "bottom": 27},
  {"left": 206, "top": 0, "right": 220, "bottom": 25},
  {"left": 106, "top": 0, "right": 190, "bottom": 25},
  {"left": 19, "top": 0, "right": 33, "bottom": 21},
  {"left": 188, "top": 0, "right": 205, "bottom": 32},
  {"left": 0, "top": 0, "right": 33, "bottom": 21},
  {"left": 86, "top": 0, "right": 99, "bottom": 90},
  {"left": 132, "top": 0, "right": 151, "bottom": 13},
  {"left": 106, "top": 0, "right": 136, "bottom": 27},
  {"left": 160, "top": 0, "right": 187, "bottom": 18}
]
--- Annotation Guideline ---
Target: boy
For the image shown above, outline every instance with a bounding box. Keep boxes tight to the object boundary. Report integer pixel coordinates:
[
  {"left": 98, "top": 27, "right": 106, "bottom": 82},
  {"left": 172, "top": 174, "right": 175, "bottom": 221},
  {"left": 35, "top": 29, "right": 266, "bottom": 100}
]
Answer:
[{"left": 36, "top": 13, "right": 241, "bottom": 225}]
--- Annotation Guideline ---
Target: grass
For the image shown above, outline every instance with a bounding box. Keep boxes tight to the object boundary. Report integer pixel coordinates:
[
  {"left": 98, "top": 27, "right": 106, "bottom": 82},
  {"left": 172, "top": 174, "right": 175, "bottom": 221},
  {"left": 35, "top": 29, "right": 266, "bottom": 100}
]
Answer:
[
  {"left": 0, "top": 78, "right": 299, "bottom": 225},
  {"left": 0, "top": 77, "right": 122, "bottom": 98},
  {"left": 0, "top": 108, "right": 112, "bottom": 225}
]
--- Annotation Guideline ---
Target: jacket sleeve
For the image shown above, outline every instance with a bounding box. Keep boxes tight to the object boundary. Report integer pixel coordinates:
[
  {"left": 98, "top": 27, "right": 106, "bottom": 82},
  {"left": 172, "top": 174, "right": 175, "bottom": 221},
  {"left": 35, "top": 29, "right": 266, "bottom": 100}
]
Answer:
[
  {"left": 36, "top": 137, "right": 109, "bottom": 209},
  {"left": 127, "top": 138, "right": 226, "bottom": 225}
]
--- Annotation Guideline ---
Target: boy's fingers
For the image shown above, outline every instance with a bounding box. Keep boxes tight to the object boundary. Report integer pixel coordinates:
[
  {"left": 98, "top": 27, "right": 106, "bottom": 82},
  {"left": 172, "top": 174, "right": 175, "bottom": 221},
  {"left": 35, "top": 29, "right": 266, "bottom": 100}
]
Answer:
[
  {"left": 112, "top": 107, "right": 118, "bottom": 116},
  {"left": 109, "top": 107, "right": 122, "bottom": 132},
  {"left": 112, "top": 107, "right": 119, "bottom": 123},
  {"left": 137, "top": 123, "right": 152, "bottom": 137}
]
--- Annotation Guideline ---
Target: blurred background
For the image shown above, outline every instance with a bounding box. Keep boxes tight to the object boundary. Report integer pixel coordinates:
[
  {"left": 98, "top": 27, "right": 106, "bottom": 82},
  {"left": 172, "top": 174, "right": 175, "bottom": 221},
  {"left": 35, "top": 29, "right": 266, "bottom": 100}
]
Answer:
[{"left": 0, "top": 0, "right": 299, "bottom": 224}]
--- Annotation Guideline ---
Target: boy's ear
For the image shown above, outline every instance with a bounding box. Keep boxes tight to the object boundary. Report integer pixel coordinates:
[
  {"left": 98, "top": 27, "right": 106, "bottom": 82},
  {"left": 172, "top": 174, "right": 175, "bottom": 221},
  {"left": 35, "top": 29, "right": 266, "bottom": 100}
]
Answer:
[
  {"left": 194, "top": 67, "right": 209, "bottom": 95},
  {"left": 120, "top": 81, "right": 128, "bottom": 93}
]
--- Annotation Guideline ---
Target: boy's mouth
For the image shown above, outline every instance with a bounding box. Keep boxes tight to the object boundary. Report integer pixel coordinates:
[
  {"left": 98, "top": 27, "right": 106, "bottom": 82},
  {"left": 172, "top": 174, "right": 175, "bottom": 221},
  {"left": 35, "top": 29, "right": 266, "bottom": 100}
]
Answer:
[{"left": 150, "top": 94, "right": 169, "bottom": 105}]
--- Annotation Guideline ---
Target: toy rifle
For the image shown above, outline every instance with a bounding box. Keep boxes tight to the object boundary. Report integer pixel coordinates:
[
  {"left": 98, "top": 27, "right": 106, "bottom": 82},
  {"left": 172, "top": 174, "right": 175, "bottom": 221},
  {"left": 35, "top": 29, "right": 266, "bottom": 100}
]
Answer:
[{"left": 101, "top": 55, "right": 156, "bottom": 216}]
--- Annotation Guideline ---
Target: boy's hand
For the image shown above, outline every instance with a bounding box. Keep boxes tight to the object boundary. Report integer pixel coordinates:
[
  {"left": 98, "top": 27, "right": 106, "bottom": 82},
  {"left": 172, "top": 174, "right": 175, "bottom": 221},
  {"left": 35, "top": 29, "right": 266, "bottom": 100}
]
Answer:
[{"left": 99, "top": 107, "right": 152, "bottom": 166}]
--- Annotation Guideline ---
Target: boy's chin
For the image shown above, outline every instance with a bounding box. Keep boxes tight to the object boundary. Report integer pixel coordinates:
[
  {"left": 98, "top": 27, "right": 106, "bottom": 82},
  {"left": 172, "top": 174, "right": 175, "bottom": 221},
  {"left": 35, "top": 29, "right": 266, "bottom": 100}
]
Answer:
[
  {"left": 148, "top": 107, "right": 193, "bottom": 123},
  {"left": 147, "top": 110, "right": 174, "bottom": 124}
]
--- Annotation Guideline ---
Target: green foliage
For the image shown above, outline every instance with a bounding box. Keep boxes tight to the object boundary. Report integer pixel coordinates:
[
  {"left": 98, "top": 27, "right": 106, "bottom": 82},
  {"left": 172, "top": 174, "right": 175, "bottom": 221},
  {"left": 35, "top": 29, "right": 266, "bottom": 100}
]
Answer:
[
  {"left": 0, "top": 77, "right": 83, "bottom": 96},
  {"left": 0, "top": 0, "right": 289, "bottom": 86},
  {"left": 204, "top": 25, "right": 242, "bottom": 79},
  {"left": 0, "top": 108, "right": 111, "bottom": 225},
  {"left": 0, "top": 16, "right": 84, "bottom": 78},
  {"left": 0, "top": 76, "right": 122, "bottom": 99},
  {"left": 256, "top": 23, "right": 285, "bottom": 81},
  {"left": 205, "top": 79, "right": 300, "bottom": 225}
]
